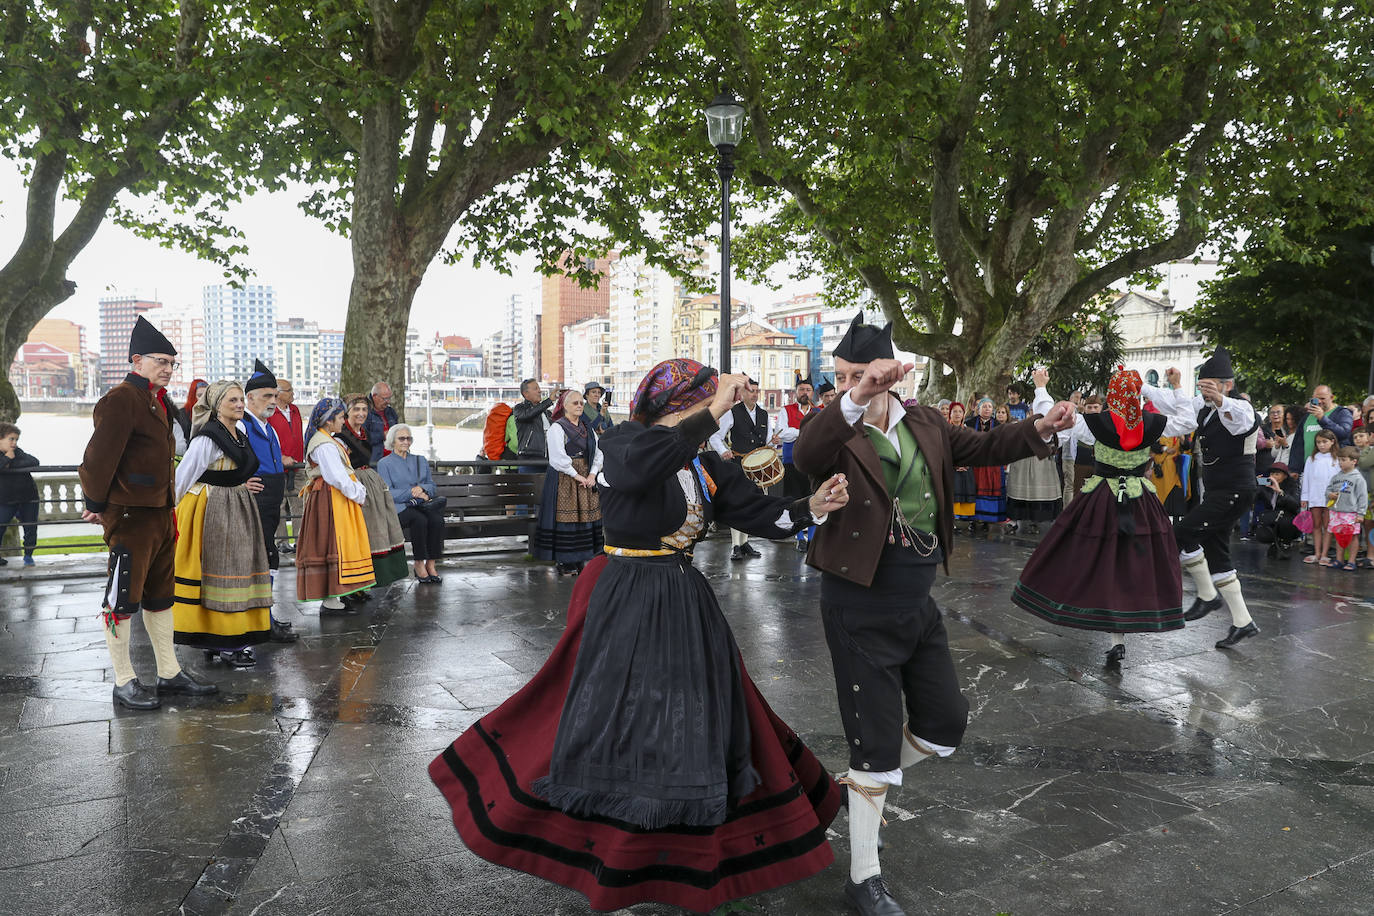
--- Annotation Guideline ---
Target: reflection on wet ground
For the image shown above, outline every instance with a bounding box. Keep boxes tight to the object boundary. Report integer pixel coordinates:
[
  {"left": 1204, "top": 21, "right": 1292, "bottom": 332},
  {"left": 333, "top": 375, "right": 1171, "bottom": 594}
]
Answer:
[{"left": 0, "top": 532, "right": 1370, "bottom": 915}]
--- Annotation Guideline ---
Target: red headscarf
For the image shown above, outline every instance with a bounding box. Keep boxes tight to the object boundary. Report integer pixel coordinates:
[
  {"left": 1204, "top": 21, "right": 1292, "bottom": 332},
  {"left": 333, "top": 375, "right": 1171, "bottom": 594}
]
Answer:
[
  {"left": 1107, "top": 366, "right": 1144, "bottom": 450},
  {"left": 549, "top": 389, "right": 573, "bottom": 422},
  {"left": 183, "top": 378, "right": 207, "bottom": 414}
]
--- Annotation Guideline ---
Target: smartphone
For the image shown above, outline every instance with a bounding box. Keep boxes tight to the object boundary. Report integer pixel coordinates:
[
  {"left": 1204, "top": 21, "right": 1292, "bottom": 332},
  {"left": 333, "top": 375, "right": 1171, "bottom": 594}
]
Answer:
[
  {"left": 1256, "top": 476, "right": 1271, "bottom": 487},
  {"left": 1311, "top": 398, "right": 1321, "bottom": 406}
]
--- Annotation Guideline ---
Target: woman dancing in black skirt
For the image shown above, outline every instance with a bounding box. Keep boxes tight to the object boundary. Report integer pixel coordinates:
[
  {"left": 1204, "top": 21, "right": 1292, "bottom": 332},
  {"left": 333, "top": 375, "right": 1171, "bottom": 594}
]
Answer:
[{"left": 430, "top": 358, "right": 850, "bottom": 912}]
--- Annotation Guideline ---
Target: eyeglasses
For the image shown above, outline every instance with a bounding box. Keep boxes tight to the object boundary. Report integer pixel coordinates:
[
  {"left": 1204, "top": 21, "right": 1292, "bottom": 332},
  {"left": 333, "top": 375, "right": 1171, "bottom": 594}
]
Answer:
[
  {"left": 395, "top": 436, "right": 412, "bottom": 442},
  {"left": 144, "top": 356, "right": 180, "bottom": 370}
]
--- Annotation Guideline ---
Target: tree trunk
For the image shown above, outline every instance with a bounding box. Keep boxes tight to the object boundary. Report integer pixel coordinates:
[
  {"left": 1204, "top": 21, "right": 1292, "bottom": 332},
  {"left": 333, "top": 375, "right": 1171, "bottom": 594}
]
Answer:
[
  {"left": 0, "top": 281, "right": 77, "bottom": 421},
  {"left": 338, "top": 244, "right": 421, "bottom": 420}
]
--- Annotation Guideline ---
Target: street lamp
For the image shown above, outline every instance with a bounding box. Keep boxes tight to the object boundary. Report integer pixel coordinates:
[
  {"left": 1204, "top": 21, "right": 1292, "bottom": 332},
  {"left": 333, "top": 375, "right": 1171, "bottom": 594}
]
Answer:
[
  {"left": 706, "top": 88, "right": 747, "bottom": 373},
  {"left": 411, "top": 345, "right": 443, "bottom": 460}
]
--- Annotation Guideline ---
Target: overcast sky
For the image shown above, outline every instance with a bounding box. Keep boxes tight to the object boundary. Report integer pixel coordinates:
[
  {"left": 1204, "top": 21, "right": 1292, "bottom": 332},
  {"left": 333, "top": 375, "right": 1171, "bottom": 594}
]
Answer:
[{"left": 1, "top": 160, "right": 815, "bottom": 353}]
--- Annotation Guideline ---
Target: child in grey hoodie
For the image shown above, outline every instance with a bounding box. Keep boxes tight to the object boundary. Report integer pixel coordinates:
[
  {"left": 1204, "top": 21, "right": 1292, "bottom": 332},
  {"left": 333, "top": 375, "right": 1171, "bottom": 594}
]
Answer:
[{"left": 1326, "top": 446, "right": 1369, "bottom": 570}]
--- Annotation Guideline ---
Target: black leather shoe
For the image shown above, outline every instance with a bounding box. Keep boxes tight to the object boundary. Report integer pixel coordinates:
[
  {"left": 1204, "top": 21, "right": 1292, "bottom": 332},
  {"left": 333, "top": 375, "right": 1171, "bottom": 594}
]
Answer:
[
  {"left": 845, "top": 875, "right": 906, "bottom": 916},
  {"left": 730, "top": 546, "right": 745, "bottom": 561},
  {"left": 742, "top": 542, "right": 762, "bottom": 558},
  {"left": 424, "top": 574, "right": 443, "bottom": 584},
  {"left": 270, "top": 620, "right": 299, "bottom": 643},
  {"left": 1216, "top": 622, "right": 1260, "bottom": 649},
  {"left": 157, "top": 669, "right": 219, "bottom": 695},
  {"left": 112, "top": 679, "right": 161, "bottom": 710},
  {"left": 1105, "top": 643, "right": 1126, "bottom": 666},
  {"left": 1183, "top": 595, "right": 1224, "bottom": 621}
]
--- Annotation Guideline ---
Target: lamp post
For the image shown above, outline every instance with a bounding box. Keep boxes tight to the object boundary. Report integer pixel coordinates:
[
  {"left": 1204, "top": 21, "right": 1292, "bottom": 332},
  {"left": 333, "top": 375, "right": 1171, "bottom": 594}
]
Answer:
[
  {"left": 706, "top": 88, "right": 747, "bottom": 373},
  {"left": 411, "top": 345, "right": 441, "bottom": 460}
]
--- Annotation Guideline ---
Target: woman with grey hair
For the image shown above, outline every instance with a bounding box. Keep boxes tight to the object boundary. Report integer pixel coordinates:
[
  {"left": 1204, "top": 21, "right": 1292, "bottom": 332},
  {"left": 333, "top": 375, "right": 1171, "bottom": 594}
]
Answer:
[
  {"left": 172, "top": 379, "right": 272, "bottom": 667},
  {"left": 379, "top": 424, "right": 446, "bottom": 583}
]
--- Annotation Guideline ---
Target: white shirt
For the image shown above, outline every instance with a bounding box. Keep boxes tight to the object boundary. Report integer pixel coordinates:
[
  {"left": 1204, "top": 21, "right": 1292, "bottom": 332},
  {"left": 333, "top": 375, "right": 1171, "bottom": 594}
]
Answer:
[
  {"left": 1141, "top": 384, "right": 1257, "bottom": 436},
  {"left": 773, "top": 403, "right": 815, "bottom": 443},
  {"left": 309, "top": 437, "right": 366, "bottom": 504},
  {"left": 709, "top": 403, "right": 777, "bottom": 456},
  {"left": 547, "top": 423, "right": 605, "bottom": 479},
  {"left": 840, "top": 390, "right": 907, "bottom": 450},
  {"left": 1035, "top": 386, "right": 1193, "bottom": 446},
  {"left": 175, "top": 420, "right": 250, "bottom": 503}
]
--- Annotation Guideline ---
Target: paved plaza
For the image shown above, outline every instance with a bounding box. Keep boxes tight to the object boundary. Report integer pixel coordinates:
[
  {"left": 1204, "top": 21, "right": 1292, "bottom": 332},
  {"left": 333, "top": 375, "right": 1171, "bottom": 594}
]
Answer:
[{"left": 0, "top": 532, "right": 1371, "bottom": 916}]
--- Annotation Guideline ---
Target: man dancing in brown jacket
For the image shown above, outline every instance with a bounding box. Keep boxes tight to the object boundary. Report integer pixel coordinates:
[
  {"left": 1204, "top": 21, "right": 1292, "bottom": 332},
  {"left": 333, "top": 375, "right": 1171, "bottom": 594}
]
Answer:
[
  {"left": 795, "top": 313, "right": 1075, "bottom": 915},
  {"left": 80, "top": 316, "right": 217, "bottom": 710}
]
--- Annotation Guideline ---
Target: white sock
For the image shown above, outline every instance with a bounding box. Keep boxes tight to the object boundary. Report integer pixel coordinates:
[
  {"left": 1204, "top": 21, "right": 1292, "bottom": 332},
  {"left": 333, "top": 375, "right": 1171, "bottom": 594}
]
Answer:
[
  {"left": 842, "top": 769, "right": 886, "bottom": 883},
  {"left": 1111, "top": 633, "right": 1126, "bottom": 649},
  {"left": 1214, "top": 573, "right": 1252, "bottom": 627},
  {"left": 1181, "top": 549, "right": 1217, "bottom": 601},
  {"left": 731, "top": 529, "right": 747, "bottom": 548},
  {"left": 103, "top": 616, "right": 136, "bottom": 687},
  {"left": 322, "top": 596, "right": 344, "bottom": 610},
  {"left": 900, "top": 724, "right": 942, "bottom": 768},
  {"left": 141, "top": 609, "right": 183, "bottom": 679}
]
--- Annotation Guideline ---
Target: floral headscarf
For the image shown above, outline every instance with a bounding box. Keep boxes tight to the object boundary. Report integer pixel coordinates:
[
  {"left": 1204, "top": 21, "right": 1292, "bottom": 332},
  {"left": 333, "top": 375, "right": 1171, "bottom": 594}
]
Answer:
[
  {"left": 308, "top": 397, "right": 347, "bottom": 432},
  {"left": 632, "top": 358, "right": 718, "bottom": 422},
  {"left": 1106, "top": 366, "right": 1144, "bottom": 449}
]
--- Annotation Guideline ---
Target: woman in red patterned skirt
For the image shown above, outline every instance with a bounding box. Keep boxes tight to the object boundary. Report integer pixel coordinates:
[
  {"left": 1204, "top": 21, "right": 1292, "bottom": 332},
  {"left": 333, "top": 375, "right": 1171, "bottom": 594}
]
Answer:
[{"left": 429, "top": 360, "right": 849, "bottom": 912}]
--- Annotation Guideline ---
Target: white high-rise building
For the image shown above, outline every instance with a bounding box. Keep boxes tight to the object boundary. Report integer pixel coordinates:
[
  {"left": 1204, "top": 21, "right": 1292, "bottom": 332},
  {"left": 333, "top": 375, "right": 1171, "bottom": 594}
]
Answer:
[
  {"left": 563, "top": 316, "right": 612, "bottom": 391},
  {"left": 499, "top": 292, "right": 539, "bottom": 382},
  {"left": 203, "top": 284, "right": 277, "bottom": 381},
  {"left": 144, "top": 303, "right": 207, "bottom": 390},
  {"left": 608, "top": 254, "right": 680, "bottom": 399},
  {"left": 275, "top": 318, "right": 322, "bottom": 400},
  {"left": 318, "top": 329, "right": 344, "bottom": 397}
]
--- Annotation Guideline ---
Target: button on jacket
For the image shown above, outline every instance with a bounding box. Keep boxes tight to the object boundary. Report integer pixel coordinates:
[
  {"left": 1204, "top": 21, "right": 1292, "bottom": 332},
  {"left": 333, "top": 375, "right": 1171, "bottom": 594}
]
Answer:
[{"left": 794, "top": 391, "right": 1053, "bottom": 584}]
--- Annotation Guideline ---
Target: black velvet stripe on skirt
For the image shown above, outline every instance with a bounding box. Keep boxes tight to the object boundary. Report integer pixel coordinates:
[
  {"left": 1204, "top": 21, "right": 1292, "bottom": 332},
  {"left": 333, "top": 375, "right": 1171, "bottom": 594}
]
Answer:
[{"left": 533, "top": 469, "right": 604, "bottom": 563}]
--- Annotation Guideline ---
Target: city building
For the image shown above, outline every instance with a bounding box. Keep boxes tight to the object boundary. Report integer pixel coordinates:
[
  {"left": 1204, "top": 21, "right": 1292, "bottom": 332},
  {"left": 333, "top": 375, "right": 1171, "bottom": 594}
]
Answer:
[
  {"left": 673, "top": 294, "right": 746, "bottom": 365},
  {"left": 319, "top": 329, "right": 344, "bottom": 397},
  {"left": 440, "top": 336, "right": 483, "bottom": 380},
  {"left": 1111, "top": 291, "right": 1208, "bottom": 391},
  {"left": 276, "top": 318, "right": 322, "bottom": 400},
  {"left": 607, "top": 254, "right": 679, "bottom": 399},
  {"left": 482, "top": 330, "right": 511, "bottom": 380},
  {"left": 23, "top": 318, "right": 90, "bottom": 393},
  {"left": 146, "top": 304, "right": 207, "bottom": 388},
  {"left": 98, "top": 294, "right": 161, "bottom": 389},
  {"left": 202, "top": 284, "right": 277, "bottom": 381},
  {"left": 9, "top": 342, "right": 77, "bottom": 398},
  {"left": 500, "top": 292, "right": 539, "bottom": 382},
  {"left": 541, "top": 252, "right": 614, "bottom": 385},
  {"left": 700, "top": 317, "right": 811, "bottom": 410},
  {"left": 562, "top": 316, "right": 612, "bottom": 392}
]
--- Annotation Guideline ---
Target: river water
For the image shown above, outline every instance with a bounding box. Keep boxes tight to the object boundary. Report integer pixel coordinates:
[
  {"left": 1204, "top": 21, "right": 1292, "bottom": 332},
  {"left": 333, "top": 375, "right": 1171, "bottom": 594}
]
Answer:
[{"left": 15, "top": 413, "right": 484, "bottom": 466}]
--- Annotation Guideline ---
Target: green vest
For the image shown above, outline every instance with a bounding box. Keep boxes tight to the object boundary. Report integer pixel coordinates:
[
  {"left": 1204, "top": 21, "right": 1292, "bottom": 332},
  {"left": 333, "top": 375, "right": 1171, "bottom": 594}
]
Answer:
[{"left": 864, "top": 422, "right": 938, "bottom": 534}]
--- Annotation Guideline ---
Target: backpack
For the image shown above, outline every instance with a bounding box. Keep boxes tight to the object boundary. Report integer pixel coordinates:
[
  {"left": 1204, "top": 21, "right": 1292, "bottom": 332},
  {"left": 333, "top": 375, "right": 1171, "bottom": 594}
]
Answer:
[{"left": 483, "top": 403, "right": 513, "bottom": 460}]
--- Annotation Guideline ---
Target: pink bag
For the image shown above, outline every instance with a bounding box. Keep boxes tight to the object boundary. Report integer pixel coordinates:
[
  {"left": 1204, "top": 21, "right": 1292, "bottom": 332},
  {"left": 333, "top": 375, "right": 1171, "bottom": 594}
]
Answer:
[{"left": 1293, "top": 509, "right": 1314, "bottom": 534}]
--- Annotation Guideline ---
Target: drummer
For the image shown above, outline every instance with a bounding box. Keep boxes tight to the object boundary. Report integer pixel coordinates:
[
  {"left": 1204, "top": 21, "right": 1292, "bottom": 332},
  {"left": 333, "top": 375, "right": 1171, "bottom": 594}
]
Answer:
[{"left": 709, "top": 377, "right": 779, "bottom": 561}]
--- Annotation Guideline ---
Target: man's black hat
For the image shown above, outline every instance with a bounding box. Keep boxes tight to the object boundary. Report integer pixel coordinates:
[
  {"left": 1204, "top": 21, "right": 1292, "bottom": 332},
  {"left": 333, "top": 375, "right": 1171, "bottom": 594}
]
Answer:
[
  {"left": 1197, "top": 346, "right": 1234, "bottom": 379},
  {"left": 129, "top": 315, "right": 176, "bottom": 359},
  {"left": 833, "top": 311, "right": 894, "bottom": 363},
  {"left": 816, "top": 380, "right": 835, "bottom": 395},
  {"left": 245, "top": 359, "right": 278, "bottom": 393}
]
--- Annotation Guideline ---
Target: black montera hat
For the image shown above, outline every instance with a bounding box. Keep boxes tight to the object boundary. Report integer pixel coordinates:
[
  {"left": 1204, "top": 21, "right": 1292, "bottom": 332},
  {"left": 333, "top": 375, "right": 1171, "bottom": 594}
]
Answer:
[
  {"left": 816, "top": 380, "right": 835, "bottom": 395},
  {"left": 128, "top": 315, "right": 176, "bottom": 359},
  {"left": 1197, "top": 346, "right": 1234, "bottom": 379},
  {"left": 834, "top": 312, "right": 894, "bottom": 363},
  {"left": 245, "top": 359, "right": 278, "bottom": 392}
]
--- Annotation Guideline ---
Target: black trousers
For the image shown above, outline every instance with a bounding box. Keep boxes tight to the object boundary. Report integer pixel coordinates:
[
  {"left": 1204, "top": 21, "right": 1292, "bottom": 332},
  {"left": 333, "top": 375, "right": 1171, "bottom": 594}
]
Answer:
[
  {"left": 821, "top": 564, "right": 969, "bottom": 772},
  {"left": 0, "top": 501, "right": 39, "bottom": 554},
  {"left": 1174, "top": 486, "right": 1255, "bottom": 576},
  {"left": 253, "top": 472, "right": 286, "bottom": 570},
  {"left": 398, "top": 502, "right": 446, "bottom": 561}
]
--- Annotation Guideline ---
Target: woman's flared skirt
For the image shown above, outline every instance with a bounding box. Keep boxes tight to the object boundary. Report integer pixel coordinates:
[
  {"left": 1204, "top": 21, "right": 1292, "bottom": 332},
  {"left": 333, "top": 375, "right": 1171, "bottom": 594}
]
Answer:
[{"left": 172, "top": 485, "right": 272, "bottom": 649}]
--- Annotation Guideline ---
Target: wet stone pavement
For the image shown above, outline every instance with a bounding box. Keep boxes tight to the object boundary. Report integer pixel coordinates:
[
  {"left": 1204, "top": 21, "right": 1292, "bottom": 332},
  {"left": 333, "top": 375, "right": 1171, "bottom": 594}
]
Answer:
[{"left": 0, "top": 532, "right": 1371, "bottom": 916}]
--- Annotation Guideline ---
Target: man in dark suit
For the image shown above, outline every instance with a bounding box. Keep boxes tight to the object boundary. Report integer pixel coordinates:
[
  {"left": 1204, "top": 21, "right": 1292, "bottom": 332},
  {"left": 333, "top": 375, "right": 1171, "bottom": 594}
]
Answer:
[{"left": 795, "top": 313, "right": 1075, "bottom": 916}]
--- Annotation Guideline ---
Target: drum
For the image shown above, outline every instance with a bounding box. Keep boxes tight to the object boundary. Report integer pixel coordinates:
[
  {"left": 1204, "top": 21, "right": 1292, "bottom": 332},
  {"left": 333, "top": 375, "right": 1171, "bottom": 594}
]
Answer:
[{"left": 740, "top": 446, "right": 784, "bottom": 488}]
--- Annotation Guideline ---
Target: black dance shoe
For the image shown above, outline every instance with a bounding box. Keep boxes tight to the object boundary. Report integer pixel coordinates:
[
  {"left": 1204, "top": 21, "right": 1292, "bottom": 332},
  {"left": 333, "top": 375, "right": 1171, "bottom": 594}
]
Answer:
[
  {"left": 1105, "top": 644, "right": 1126, "bottom": 666},
  {"left": 730, "top": 546, "right": 745, "bottom": 561},
  {"left": 1183, "top": 595, "right": 1224, "bottom": 621},
  {"left": 270, "top": 619, "right": 299, "bottom": 643},
  {"left": 845, "top": 875, "right": 906, "bottom": 916},
  {"left": 157, "top": 669, "right": 219, "bottom": 696},
  {"left": 206, "top": 648, "right": 257, "bottom": 668},
  {"left": 742, "top": 542, "right": 762, "bottom": 558},
  {"left": 1215, "top": 622, "right": 1260, "bottom": 649},
  {"left": 112, "top": 679, "right": 161, "bottom": 710}
]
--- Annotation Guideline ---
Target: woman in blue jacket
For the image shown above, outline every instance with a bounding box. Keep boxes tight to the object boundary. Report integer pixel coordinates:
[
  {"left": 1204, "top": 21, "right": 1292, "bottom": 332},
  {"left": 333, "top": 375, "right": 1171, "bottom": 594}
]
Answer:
[{"left": 377, "top": 424, "right": 445, "bottom": 583}]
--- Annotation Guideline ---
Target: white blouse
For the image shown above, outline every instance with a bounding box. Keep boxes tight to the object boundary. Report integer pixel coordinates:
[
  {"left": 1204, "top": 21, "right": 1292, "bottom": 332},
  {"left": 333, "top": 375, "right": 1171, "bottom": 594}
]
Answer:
[
  {"left": 175, "top": 421, "right": 247, "bottom": 503},
  {"left": 309, "top": 438, "right": 367, "bottom": 504},
  {"left": 547, "top": 424, "right": 605, "bottom": 479}
]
